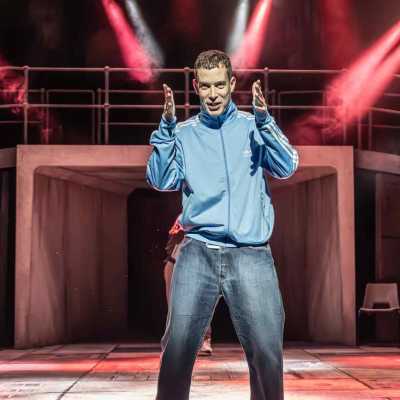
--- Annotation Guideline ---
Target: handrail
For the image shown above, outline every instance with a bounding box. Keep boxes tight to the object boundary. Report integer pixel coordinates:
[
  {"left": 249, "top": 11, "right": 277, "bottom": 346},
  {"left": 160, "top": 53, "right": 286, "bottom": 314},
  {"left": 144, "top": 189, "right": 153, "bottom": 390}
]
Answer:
[{"left": 0, "top": 65, "right": 399, "bottom": 148}]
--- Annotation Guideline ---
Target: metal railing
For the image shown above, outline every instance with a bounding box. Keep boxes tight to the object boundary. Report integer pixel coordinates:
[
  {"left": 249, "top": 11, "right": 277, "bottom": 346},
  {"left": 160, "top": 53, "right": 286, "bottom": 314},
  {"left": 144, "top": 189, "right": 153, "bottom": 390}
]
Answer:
[{"left": 0, "top": 66, "right": 399, "bottom": 149}]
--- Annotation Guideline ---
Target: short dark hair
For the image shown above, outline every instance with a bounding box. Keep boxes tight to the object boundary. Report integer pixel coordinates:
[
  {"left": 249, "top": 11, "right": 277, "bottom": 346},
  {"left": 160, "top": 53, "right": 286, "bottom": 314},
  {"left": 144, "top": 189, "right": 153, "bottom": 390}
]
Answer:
[{"left": 194, "top": 50, "right": 233, "bottom": 80}]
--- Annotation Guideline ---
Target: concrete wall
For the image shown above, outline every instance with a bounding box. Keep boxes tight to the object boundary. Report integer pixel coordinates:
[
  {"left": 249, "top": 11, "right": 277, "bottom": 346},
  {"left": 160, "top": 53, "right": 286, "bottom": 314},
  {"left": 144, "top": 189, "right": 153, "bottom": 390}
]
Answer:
[
  {"left": 271, "top": 146, "right": 355, "bottom": 344},
  {"left": 15, "top": 145, "right": 151, "bottom": 348},
  {"left": 272, "top": 175, "right": 342, "bottom": 342},
  {"left": 27, "top": 174, "right": 127, "bottom": 346}
]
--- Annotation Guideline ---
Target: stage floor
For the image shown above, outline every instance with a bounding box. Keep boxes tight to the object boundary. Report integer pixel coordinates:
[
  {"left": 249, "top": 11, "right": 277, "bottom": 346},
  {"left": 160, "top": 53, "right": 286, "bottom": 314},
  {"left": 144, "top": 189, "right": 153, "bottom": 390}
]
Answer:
[{"left": 0, "top": 343, "right": 399, "bottom": 399}]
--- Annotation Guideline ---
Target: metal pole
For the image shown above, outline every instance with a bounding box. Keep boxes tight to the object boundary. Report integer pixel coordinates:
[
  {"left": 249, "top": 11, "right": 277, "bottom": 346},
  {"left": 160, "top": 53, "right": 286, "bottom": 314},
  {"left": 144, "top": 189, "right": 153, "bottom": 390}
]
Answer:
[
  {"left": 321, "top": 91, "right": 326, "bottom": 145},
  {"left": 277, "top": 92, "right": 282, "bottom": 125},
  {"left": 104, "top": 66, "right": 110, "bottom": 145},
  {"left": 90, "top": 90, "right": 95, "bottom": 144},
  {"left": 357, "top": 112, "right": 362, "bottom": 150},
  {"left": 271, "top": 90, "right": 276, "bottom": 108},
  {"left": 184, "top": 67, "right": 190, "bottom": 120},
  {"left": 40, "top": 87, "right": 45, "bottom": 136},
  {"left": 40, "top": 88, "right": 45, "bottom": 105},
  {"left": 97, "top": 89, "right": 102, "bottom": 144},
  {"left": 342, "top": 107, "right": 347, "bottom": 145},
  {"left": 23, "top": 66, "right": 29, "bottom": 144},
  {"left": 264, "top": 67, "right": 270, "bottom": 112},
  {"left": 45, "top": 89, "right": 50, "bottom": 132},
  {"left": 368, "top": 110, "right": 373, "bottom": 150}
]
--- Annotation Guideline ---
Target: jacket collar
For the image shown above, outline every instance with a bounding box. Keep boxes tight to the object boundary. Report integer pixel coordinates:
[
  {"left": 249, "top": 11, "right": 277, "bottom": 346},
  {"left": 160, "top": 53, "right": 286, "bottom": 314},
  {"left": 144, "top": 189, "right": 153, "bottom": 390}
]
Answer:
[{"left": 199, "top": 100, "right": 237, "bottom": 129}]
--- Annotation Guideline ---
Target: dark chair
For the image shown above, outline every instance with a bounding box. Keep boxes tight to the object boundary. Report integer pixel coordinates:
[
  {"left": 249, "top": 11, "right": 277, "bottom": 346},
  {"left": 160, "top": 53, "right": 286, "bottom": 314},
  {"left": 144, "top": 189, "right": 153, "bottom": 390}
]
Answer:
[{"left": 358, "top": 283, "right": 400, "bottom": 346}]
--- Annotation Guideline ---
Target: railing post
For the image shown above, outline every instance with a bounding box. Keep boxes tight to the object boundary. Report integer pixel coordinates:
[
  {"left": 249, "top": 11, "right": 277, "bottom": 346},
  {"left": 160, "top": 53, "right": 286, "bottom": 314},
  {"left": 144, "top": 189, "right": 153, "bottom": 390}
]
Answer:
[
  {"left": 263, "top": 67, "right": 270, "bottom": 110},
  {"left": 97, "top": 88, "right": 102, "bottom": 144},
  {"left": 357, "top": 112, "right": 362, "bottom": 150},
  {"left": 342, "top": 107, "right": 347, "bottom": 146},
  {"left": 271, "top": 90, "right": 276, "bottom": 107},
  {"left": 90, "top": 90, "right": 96, "bottom": 144},
  {"left": 321, "top": 92, "right": 326, "bottom": 145},
  {"left": 40, "top": 88, "right": 45, "bottom": 105},
  {"left": 45, "top": 88, "right": 50, "bottom": 133},
  {"left": 184, "top": 67, "right": 190, "bottom": 120},
  {"left": 104, "top": 66, "right": 110, "bottom": 145},
  {"left": 40, "top": 87, "right": 45, "bottom": 139},
  {"left": 23, "top": 66, "right": 29, "bottom": 144},
  {"left": 368, "top": 110, "right": 373, "bottom": 150}
]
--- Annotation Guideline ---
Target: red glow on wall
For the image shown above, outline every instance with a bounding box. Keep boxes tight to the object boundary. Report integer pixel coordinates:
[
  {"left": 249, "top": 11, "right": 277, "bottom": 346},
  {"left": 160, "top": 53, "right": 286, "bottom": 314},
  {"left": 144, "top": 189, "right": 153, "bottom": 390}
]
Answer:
[
  {"left": 172, "top": 0, "right": 201, "bottom": 41},
  {"left": 231, "top": 0, "right": 272, "bottom": 69},
  {"left": 0, "top": 56, "right": 25, "bottom": 107},
  {"left": 102, "top": 0, "right": 155, "bottom": 83},
  {"left": 320, "top": 0, "right": 360, "bottom": 67},
  {"left": 0, "top": 56, "right": 58, "bottom": 143}
]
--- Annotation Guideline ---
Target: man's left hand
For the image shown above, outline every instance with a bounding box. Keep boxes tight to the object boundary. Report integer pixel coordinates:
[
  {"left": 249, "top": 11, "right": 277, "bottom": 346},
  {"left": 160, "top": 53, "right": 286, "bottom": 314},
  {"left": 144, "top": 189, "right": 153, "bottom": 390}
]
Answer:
[{"left": 252, "top": 80, "right": 267, "bottom": 111}]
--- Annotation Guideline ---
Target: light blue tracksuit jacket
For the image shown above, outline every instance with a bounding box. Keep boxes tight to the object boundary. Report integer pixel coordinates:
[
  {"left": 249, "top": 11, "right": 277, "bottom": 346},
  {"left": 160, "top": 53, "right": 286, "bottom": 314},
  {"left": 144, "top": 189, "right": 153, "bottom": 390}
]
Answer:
[{"left": 146, "top": 100, "right": 299, "bottom": 247}]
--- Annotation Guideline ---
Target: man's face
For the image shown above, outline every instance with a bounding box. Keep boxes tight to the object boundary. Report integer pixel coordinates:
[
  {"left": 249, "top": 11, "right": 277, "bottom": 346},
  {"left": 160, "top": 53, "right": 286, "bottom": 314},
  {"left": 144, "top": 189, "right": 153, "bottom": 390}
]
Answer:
[{"left": 193, "top": 66, "right": 236, "bottom": 116}]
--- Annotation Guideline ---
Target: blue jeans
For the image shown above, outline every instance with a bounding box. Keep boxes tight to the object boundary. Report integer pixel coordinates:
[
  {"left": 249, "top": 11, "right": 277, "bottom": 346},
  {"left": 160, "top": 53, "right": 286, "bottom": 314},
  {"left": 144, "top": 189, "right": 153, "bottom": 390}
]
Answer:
[{"left": 157, "top": 237, "right": 285, "bottom": 400}]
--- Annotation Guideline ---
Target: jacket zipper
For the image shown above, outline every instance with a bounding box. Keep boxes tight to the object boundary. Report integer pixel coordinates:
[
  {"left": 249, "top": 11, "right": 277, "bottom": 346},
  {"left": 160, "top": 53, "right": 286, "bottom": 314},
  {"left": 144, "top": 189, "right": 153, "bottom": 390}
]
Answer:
[{"left": 219, "top": 127, "right": 231, "bottom": 236}]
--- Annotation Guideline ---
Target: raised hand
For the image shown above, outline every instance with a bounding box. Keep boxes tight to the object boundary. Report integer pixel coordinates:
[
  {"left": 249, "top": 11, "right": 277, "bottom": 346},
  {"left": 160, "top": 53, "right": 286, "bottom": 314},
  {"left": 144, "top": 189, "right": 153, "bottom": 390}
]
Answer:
[
  {"left": 252, "top": 80, "right": 267, "bottom": 111},
  {"left": 163, "top": 84, "right": 176, "bottom": 122}
]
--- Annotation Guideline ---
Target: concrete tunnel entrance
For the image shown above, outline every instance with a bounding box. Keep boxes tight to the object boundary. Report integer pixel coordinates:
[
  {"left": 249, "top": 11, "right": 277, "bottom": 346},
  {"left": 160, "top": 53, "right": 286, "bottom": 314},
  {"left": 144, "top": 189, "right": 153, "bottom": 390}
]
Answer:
[{"left": 14, "top": 145, "right": 356, "bottom": 348}]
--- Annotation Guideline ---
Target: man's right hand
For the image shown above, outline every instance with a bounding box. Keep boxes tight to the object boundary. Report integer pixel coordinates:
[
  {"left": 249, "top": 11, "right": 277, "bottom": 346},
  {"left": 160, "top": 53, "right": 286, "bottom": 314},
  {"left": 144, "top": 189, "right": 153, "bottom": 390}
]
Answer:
[{"left": 163, "top": 84, "right": 176, "bottom": 122}]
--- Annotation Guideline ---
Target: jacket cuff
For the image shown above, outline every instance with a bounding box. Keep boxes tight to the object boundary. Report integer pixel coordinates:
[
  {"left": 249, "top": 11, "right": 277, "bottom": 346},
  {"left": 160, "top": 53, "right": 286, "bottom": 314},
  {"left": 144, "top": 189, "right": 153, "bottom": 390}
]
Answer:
[
  {"left": 252, "top": 103, "right": 273, "bottom": 124},
  {"left": 161, "top": 115, "right": 177, "bottom": 127},
  {"left": 149, "top": 116, "right": 178, "bottom": 144}
]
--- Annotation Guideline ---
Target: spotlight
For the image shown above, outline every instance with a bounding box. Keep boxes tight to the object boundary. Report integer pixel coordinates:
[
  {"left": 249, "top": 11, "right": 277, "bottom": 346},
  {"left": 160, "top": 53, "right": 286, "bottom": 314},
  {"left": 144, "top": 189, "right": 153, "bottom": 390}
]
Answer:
[
  {"left": 0, "top": 55, "right": 58, "bottom": 143},
  {"left": 231, "top": 0, "right": 273, "bottom": 69},
  {"left": 102, "top": 0, "right": 155, "bottom": 83},
  {"left": 226, "top": 0, "right": 250, "bottom": 55},
  {"left": 327, "top": 20, "right": 400, "bottom": 125},
  {"left": 125, "top": 0, "right": 164, "bottom": 67},
  {"left": 290, "top": 20, "right": 400, "bottom": 145}
]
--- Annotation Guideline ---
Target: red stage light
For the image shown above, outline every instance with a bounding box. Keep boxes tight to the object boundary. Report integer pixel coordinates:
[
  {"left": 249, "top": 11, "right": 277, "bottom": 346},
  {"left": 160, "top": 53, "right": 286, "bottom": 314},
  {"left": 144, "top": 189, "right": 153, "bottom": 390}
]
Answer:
[
  {"left": 290, "top": 20, "right": 400, "bottom": 145},
  {"left": 231, "top": 0, "right": 272, "bottom": 69},
  {"left": 0, "top": 56, "right": 25, "bottom": 107},
  {"left": 102, "top": 0, "right": 155, "bottom": 83},
  {"left": 327, "top": 19, "right": 400, "bottom": 125},
  {"left": 0, "top": 56, "right": 58, "bottom": 143}
]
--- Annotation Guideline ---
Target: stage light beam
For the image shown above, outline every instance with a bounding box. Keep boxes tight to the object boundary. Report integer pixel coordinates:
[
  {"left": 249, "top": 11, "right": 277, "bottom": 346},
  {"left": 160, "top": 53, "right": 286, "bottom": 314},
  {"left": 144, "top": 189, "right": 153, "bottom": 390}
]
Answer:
[
  {"left": 101, "top": 0, "right": 155, "bottom": 83},
  {"left": 125, "top": 0, "right": 164, "bottom": 67},
  {"left": 290, "top": 20, "right": 400, "bottom": 145},
  {"left": 231, "top": 0, "right": 273, "bottom": 69},
  {"left": 226, "top": 0, "right": 250, "bottom": 55},
  {"left": 327, "top": 19, "right": 400, "bottom": 125}
]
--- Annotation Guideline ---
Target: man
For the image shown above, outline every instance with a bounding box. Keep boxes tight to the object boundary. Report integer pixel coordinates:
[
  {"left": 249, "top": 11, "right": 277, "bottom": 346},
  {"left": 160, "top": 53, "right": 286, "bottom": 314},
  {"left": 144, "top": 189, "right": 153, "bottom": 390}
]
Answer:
[
  {"left": 163, "top": 216, "right": 213, "bottom": 355},
  {"left": 147, "top": 50, "right": 298, "bottom": 400}
]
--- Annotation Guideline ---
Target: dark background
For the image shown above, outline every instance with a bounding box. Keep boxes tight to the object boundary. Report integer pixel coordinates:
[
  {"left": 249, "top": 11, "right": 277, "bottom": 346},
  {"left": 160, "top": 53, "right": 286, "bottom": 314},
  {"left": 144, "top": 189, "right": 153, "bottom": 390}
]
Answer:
[{"left": 0, "top": 0, "right": 399, "bottom": 69}]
